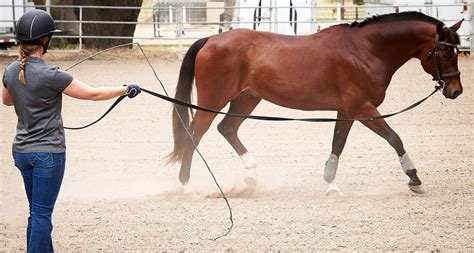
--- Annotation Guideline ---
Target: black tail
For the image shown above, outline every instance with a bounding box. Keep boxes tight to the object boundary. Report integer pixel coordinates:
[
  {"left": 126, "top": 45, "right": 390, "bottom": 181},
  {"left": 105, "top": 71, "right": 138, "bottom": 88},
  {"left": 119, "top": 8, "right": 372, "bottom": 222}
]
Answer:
[{"left": 167, "top": 37, "right": 209, "bottom": 164}]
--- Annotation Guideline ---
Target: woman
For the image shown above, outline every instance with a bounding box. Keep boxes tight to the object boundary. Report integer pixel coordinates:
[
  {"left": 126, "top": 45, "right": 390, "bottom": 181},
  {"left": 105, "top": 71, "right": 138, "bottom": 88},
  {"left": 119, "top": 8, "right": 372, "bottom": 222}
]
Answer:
[{"left": 2, "top": 10, "right": 141, "bottom": 252}]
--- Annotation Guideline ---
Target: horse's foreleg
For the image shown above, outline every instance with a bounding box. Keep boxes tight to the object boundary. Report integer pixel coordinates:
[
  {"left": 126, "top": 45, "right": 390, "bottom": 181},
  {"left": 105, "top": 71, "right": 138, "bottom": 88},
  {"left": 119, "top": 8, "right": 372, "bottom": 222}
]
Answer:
[
  {"left": 217, "top": 93, "right": 261, "bottom": 190},
  {"left": 350, "top": 102, "right": 424, "bottom": 193},
  {"left": 324, "top": 111, "right": 354, "bottom": 183},
  {"left": 324, "top": 111, "right": 354, "bottom": 195}
]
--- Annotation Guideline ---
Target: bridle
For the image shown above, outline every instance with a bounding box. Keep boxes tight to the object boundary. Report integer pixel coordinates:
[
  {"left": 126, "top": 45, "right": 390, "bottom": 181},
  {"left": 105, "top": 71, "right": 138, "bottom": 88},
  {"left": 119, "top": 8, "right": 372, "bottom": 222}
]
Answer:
[{"left": 422, "top": 33, "right": 460, "bottom": 89}]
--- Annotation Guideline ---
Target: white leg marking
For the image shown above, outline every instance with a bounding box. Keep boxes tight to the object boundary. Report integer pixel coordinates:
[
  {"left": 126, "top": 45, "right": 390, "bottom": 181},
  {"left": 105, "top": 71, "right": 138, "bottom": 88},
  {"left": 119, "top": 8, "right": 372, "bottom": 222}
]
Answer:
[
  {"left": 323, "top": 154, "right": 339, "bottom": 183},
  {"left": 399, "top": 153, "right": 415, "bottom": 173},
  {"left": 240, "top": 152, "right": 257, "bottom": 189},
  {"left": 240, "top": 152, "right": 257, "bottom": 170}
]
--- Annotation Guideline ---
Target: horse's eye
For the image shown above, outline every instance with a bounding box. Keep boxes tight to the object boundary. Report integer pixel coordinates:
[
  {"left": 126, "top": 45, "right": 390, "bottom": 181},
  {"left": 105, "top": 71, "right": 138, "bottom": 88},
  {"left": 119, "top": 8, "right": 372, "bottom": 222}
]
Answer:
[{"left": 442, "top": 51, "right": 451, "bottom": 60}]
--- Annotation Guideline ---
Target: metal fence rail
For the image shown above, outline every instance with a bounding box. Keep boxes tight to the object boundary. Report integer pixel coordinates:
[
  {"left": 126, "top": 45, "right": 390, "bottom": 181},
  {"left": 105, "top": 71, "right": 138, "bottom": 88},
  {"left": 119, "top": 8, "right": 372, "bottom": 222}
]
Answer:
[{"left": 0, "top": 3, "right": 472, "bottom": 55}]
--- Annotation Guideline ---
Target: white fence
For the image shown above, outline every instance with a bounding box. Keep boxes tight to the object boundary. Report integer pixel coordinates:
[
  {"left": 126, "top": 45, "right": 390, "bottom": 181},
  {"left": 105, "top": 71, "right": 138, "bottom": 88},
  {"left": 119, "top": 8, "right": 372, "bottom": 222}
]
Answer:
[{"left": 0, "top": 3, "right": 472, "bottom": 55}]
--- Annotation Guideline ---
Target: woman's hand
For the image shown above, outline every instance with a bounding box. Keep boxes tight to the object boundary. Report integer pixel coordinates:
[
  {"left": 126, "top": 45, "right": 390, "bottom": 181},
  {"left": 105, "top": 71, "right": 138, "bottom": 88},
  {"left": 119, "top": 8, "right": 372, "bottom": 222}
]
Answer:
[{"left": 124, "top": 84, "right": 141, "bottom": 98}]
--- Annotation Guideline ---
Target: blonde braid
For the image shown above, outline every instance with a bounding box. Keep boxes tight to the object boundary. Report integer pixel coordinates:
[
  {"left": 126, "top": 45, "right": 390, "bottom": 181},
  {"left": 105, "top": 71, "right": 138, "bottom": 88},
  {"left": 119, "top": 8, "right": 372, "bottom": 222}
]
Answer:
[
  {"left": 18, "top": 36, "right": 49, "bottom": 85},
  {"left": 18, "top": 45, "right": 28, "bottom": 85}
]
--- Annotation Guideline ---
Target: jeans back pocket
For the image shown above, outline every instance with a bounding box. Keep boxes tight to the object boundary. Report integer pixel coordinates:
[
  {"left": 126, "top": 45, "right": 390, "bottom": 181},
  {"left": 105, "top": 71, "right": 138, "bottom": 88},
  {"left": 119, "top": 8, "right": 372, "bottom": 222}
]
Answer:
[{"left": 34, "top": 153, "right": 55, "bottom": 168}]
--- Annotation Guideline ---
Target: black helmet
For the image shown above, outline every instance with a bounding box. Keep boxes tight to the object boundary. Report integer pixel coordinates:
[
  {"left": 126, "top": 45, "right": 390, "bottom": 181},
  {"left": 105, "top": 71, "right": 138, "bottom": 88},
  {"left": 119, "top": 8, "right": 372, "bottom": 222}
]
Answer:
[{"left": 15, "top": 9, "right": 61, "bottom": 44}]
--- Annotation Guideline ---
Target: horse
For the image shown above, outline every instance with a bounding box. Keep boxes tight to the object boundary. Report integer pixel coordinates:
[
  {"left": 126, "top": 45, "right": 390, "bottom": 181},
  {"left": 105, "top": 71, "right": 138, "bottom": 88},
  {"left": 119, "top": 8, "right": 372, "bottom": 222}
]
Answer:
[{"left": 168, "top": 12, "right": 463, "bottom": 195}]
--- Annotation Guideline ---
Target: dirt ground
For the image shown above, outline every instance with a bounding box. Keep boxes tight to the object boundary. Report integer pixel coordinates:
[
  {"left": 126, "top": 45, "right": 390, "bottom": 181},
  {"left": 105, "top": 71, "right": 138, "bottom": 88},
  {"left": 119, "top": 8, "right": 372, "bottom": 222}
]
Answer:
[{"left": 0, "top": 53, "right": 472, "bottom": 251}]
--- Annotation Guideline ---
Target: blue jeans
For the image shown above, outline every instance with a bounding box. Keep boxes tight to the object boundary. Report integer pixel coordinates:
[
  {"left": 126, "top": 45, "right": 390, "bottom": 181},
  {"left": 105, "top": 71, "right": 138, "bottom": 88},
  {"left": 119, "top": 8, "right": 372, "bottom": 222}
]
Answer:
[{"left": 13, "top": 152, "right": 66, "bottom": 253}]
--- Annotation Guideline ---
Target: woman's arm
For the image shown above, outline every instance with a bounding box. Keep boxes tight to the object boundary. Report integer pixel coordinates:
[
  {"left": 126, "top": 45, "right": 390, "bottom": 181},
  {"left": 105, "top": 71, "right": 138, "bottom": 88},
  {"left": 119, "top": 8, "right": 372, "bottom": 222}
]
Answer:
[
  {"left": 63, "top": 78, "right": 128, "bottom": 101},
  {"left": 2, "top": 86, "right": 13, "bottom": 106}
]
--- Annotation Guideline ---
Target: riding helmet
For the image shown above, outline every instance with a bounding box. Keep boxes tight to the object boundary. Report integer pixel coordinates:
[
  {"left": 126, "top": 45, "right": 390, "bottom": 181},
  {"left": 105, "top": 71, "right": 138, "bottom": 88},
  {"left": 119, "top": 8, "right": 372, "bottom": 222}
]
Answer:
[{"left": 15, "top": 9, "right": 61, "bottom": 44}]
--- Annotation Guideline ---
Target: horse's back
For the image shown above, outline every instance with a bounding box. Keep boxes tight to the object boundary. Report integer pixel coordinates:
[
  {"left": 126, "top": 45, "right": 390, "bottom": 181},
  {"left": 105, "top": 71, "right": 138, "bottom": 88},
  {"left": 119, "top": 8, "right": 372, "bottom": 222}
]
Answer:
[{"left": 200, "top": 29, "right": 316, "bottom": 59}]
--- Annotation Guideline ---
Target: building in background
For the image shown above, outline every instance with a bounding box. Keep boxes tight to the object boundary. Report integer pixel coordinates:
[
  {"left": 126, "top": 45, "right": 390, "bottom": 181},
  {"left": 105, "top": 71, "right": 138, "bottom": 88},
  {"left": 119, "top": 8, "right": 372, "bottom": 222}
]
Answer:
[
  {"left": 230, "top": 0, "right": 317, "bottom": 35},
  {"left": 0, "top": 0, "right": 34, "bottom": 48}
]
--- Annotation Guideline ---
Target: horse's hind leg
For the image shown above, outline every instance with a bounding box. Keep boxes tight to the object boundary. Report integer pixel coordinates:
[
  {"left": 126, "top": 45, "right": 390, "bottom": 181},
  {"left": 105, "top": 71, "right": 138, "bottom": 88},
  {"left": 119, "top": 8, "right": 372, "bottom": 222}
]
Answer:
[
  {"left": 179, "top": 108, "right": 225, "bottom": 189},
  {"left": 217, "top": 93, "right": 261, "bottom": 190},
  {"left": 324, "top": 111, "right": 354, "bottom": 195},
  {"left": 347, "top": 102, "right": 423, "bottom": 193}
]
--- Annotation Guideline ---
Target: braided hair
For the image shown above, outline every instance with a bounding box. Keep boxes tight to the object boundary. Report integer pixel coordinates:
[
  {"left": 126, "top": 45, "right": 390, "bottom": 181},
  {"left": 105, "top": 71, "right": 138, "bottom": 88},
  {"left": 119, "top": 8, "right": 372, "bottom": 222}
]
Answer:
[{"left": 18, "top": 36, "right": 51, "bottom": 85}]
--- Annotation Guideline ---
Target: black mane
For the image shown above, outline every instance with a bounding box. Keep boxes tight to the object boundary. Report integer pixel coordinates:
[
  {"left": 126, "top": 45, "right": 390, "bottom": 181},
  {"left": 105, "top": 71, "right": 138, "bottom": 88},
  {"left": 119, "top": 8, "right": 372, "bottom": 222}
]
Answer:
[
  {"left": 348, "top": 11, "right": 460, "bottom": 44},
  {"left": 350, "top": 11, "right": 443, "bottom": 28}
]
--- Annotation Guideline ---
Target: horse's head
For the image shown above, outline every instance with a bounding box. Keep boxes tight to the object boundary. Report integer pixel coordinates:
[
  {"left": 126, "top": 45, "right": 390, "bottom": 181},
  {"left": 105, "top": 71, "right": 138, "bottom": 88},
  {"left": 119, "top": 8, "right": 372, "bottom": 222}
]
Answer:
[{"left": 420, "top": 20, "right": 463, "bottom": 99}]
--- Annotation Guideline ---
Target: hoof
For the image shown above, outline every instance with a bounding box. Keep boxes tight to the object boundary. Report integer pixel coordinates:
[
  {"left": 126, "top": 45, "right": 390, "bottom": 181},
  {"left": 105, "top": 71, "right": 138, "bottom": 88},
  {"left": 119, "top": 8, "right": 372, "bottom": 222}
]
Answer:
[
  {"left": 244, "top": 170, "right": 257, "bottom": 191},
  {"left": 244, "top": 176, "right": 257, "bottom": 190},
  {"left": 326, "top": 183, "right": 344, "bottom": 196},
  {"left": 408, "top": 184, "right": 425, "bottom": 194},
  {"left": 180, "top": 183, "right": 196, "bottom": 195},
  {"left": 406, "top": 169, "right": 422, "bottom": 185}
]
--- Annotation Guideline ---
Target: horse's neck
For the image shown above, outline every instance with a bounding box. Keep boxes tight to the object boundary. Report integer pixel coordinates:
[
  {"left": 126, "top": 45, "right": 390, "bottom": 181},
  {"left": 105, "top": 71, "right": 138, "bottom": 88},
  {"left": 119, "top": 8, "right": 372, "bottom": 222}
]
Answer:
[{"left": 363, "top": 23, "right": 434, "bottom": 72}]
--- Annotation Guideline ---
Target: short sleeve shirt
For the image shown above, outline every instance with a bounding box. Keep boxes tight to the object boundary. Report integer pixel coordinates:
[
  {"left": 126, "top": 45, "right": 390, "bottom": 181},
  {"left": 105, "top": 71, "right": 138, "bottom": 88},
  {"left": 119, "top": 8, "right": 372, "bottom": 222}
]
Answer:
[{"left": 3, "top": 57, "right": 73, "bottom": 153}]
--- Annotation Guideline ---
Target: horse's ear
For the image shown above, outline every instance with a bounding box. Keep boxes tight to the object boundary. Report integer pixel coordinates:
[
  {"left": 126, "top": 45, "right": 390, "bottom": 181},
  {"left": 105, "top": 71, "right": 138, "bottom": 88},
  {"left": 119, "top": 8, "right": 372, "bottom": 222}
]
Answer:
[
  {"left": 450, "top": 19, "right": 464, "bottom": 32},
  {"left": 436, "top": 23, "right": 444, "bottom": 35},
  {"left": 436, "top": 23, "right": 448, "bottom": 39}
]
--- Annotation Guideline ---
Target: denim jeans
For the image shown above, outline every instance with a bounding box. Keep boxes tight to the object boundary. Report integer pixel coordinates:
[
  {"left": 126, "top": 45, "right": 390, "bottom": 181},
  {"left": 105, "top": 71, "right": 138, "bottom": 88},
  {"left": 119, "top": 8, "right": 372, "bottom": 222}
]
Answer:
[{"left": 13, "top": 152, "right": 66, "bottom": 253}]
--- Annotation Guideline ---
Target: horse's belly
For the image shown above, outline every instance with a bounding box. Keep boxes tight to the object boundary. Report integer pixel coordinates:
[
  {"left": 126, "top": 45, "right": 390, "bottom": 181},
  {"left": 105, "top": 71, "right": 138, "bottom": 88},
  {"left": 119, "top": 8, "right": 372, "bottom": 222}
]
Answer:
[
  {"left": 248, "top": 85, "right": 342, "bottom": 111},
  {"left": 246, "top": 55, "right": 342, "bottom": 111}
]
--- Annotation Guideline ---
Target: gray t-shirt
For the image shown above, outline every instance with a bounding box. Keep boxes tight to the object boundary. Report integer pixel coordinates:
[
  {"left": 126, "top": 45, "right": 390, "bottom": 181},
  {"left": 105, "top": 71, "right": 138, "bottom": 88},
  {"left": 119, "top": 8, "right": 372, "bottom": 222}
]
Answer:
[{"left": 3, "top": 57, "right": 73, "bottom": 153}]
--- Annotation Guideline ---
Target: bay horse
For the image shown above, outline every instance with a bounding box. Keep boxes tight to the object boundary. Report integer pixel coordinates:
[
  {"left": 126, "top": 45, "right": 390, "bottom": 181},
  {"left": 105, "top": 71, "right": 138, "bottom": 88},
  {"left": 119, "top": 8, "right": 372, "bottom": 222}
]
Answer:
[{"left": 168, "top": 12, "right": 463, "bottom": 195}]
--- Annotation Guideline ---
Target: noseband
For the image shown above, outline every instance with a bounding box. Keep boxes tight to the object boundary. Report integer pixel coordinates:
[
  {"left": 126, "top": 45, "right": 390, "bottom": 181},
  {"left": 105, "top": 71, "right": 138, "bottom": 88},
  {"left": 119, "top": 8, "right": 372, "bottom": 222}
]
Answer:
[{"left": 423, "top": 33, "right": 460, "bottom": 89}]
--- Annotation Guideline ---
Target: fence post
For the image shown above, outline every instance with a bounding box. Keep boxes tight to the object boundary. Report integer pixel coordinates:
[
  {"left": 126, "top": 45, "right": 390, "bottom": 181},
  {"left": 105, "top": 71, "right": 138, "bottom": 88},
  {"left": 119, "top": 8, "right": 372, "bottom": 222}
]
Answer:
[
  {"left": 11, "top": 0, "right": 16, "bottom": 31},
  {"left": 153, "top": 14, "right": 157, "bottom": 37},
  {"left": 182, "top": 5, "right": 186, "bottom": 24},
  {"left": 272, "top": 0, "right": 277, "bottom": 33},
  {"left": 79, "top": 6, "right": 82, "bottom": 51},
  {"left": 470, "top": 4, "right": 473, "bottom": 57},
  {"left": 45, "top": 0, "right": 50, "bottom": 14},
  {"left": 268, "top": 0, "right": 273, "bottom": 33},
  {"left": 336, "top": 3, "right": 342, "bottom": 21},
  {"left": 177, "top": 7, "right": 183, "bottom": 60},
  {"left": 169, "top": 5, "right": 173, "bottom": 25}
]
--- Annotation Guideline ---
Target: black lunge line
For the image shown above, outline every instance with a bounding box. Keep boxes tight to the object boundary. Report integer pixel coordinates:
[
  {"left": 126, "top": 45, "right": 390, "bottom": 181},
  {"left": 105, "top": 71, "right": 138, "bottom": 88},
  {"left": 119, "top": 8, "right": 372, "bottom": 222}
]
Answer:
[
  {"left": 139, "top": 86, "right": 441, "bottom": 123},
  {"left": 65, "top": 85, "right": 442, "bottom": 129}
]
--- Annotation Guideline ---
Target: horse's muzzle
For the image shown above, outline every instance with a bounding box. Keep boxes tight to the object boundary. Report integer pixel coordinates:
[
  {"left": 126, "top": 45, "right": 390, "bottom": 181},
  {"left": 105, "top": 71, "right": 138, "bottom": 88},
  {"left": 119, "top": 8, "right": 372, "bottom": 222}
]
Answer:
[{"left": 443, "top": 81, "right": 463, "bottom": 99}]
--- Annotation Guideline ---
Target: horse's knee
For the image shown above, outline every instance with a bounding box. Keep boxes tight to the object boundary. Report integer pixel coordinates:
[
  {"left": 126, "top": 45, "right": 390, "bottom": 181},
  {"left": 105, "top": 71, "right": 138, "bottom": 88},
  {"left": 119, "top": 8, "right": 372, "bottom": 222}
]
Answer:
[{"left": 217, "top": 122, "right": 226, "bottom": 135}]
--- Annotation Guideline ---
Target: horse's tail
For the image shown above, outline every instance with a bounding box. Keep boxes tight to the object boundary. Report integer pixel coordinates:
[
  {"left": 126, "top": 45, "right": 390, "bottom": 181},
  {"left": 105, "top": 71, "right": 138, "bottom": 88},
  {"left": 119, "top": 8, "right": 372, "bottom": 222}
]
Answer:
[{"left": 167, "top": 37, "right": 209, "bottom": 164}]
